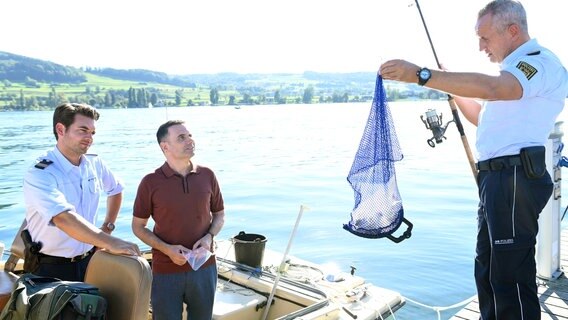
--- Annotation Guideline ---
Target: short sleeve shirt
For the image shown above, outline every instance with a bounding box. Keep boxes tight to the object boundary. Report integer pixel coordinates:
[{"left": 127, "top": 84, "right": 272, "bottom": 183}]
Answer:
[
  {"left": 476, "top": 39, "right": 568, "bottom": 161},
  {"left": 23, "top": 147, "right": 124, "bottom": 257},
  {"left": 133, "top": 162, "right": 224, "bottom": 274}
]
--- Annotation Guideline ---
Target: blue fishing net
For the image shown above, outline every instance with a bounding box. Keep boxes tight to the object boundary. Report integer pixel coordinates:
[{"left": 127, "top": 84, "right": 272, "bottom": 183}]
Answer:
[{"left": 344, "top": 75, "right": 409, "bottom": 240}]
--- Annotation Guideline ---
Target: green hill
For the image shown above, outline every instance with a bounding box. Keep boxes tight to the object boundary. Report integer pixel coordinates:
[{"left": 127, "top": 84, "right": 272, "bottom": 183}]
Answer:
[{"left": 0, "top": 51, "right": 86, "bottom": 84}]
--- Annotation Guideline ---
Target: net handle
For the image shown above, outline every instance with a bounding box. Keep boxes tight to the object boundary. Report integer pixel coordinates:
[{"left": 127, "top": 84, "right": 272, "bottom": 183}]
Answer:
[{"left": 385, "top": 218, "right": 413, "bottom": 243}]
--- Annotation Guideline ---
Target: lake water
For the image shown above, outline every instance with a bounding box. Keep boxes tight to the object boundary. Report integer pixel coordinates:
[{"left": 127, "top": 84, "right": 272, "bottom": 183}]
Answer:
[{"left": 1, "top": 101, "right": 567, "bottom": 319}]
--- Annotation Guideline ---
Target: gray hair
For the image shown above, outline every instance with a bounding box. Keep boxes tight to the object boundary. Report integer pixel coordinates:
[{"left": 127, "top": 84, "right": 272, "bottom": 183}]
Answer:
[{"left": 478, "top": 0, "right": 528, "bottom": 34}]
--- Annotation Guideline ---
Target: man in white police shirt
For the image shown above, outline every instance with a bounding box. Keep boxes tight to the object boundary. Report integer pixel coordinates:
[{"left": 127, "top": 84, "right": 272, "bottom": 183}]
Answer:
[
  {"left": 23, "top": 103, "right": 140, "bottom": 282},
  {"left": 379, "top": 0, "right": 568, "bottom": 319}
]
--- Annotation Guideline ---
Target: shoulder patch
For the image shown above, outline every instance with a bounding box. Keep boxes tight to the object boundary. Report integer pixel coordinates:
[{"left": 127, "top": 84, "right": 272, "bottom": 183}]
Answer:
[
  {"left": 34, "top": 159, "right": 53, "bottom": 169},
  {"left": 516, "top": 61, "right": 538, "bottom": 80}
]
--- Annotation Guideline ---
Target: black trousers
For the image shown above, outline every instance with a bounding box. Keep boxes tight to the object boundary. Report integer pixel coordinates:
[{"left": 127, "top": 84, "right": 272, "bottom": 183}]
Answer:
[
  {"left": 36, "top": 254, "right": 93, "bottom": 282},
  {"left": 475, "top": 166, "right": 552, "bottom": 320}
]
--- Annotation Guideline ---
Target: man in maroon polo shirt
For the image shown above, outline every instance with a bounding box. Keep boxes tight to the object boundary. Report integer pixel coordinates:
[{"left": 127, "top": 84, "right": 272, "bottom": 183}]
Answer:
[{"left": 132, "top": 120, "right": 225, "bottom": 320}]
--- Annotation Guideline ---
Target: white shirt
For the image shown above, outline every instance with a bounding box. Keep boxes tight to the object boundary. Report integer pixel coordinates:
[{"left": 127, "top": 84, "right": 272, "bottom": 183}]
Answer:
[
  {"left": 23, "top": 147, "right": 124, "bottom": 257},
  {"left": 476, "top": 39, "right": 568, "bottom": 161}
]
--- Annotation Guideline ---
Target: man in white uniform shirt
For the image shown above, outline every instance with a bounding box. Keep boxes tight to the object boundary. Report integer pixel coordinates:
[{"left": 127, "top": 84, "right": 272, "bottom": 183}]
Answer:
[
  {"left": 379, "top": 0, "right": 568, "bottom": 319},
  {"left": 23, "top": 103, "right": 140, "bottom": 281}
]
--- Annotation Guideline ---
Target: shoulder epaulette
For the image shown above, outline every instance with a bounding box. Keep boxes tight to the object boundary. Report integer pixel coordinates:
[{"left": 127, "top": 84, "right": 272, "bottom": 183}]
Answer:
[
  {"left": 527, "top": 51, "right": 541, "bottom": 56},
  {"left": 85, "top": 153, "right": 98, "bottom": 157},
  {"left": 34, "top": 159, "right": 53, "bottom": 169}
]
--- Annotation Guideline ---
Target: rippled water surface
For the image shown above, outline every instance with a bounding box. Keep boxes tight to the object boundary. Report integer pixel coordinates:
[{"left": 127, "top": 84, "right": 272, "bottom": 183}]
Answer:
[{"left": 1, "top": 102, "right": 567, "bottom": 319}]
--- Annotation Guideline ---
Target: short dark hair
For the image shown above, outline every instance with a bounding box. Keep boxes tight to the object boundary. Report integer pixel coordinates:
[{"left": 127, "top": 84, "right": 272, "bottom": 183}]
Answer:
[
  {"left": 157, "top": 120, "right": 185, "bottom": 144},
  {"left": 479, "top": 0, "right": 527, "bottom": 34},
  {"left": 52, "top": 103, "right": 100, "bottom": 140}
]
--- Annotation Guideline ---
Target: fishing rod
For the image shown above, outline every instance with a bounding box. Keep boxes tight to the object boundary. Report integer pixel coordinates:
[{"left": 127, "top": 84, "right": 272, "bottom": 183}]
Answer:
[{"left": 414, "top": 0, "right": 478, "bottom": 180}]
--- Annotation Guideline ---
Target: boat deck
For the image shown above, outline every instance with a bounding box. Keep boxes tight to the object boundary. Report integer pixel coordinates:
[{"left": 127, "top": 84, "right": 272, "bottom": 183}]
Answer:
[{"left": 450, "top": 226, "right": 568, "bottom": 320}]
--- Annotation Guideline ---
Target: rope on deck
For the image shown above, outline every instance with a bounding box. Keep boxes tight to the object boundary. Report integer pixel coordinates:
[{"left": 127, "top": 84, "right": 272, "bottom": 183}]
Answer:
[{"left": 403, "top": 294, "right": 477, "bottom": 320}]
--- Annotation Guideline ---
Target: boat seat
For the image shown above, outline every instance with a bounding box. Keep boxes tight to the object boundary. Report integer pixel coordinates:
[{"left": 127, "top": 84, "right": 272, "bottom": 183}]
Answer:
[
  {"left": 3, "top": 221, "right": 26, "bottom": 273},
  {"left": 84, "top": 250, "right": 152, "bottom": 320},
  {"left": 0, "top": 221, "right": 26, "bottom": 312}
]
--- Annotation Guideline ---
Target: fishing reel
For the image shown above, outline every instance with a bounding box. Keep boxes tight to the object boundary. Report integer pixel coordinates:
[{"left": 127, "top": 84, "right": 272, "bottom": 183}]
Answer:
[{"left": 420, "top": 109, "right": 454, "bottom": 148}]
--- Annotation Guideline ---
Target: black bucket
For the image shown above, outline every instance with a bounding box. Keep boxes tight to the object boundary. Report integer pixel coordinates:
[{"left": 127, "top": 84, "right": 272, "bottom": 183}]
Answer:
[{"left": 233, "top": 231, "right": 267, "bottom": 268}]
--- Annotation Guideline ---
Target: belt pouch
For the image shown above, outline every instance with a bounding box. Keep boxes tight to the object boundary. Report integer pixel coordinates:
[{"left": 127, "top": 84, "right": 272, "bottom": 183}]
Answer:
[{"left": 520, "top": 146, "right": 546, "bottom": 179}]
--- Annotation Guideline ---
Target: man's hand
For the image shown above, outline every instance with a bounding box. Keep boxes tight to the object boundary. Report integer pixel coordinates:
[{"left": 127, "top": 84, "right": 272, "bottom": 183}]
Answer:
[
  {"left": 105, "top": 238, "right": 141, "bottom": 257},
  {"left": 379, "top": 59, "right": 421, "bottom": 84},
  {"left": 193, "top": 233, "right": 214, "bottom": 252},
  {"left": 165, "top": 244, "right": 191, "bottom": 266}
]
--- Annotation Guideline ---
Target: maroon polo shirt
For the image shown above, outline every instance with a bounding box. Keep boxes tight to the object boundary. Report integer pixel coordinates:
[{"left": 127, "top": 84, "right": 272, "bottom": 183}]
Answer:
[{"left": 133, "top": 162, "right": 224, "bottom": 274}]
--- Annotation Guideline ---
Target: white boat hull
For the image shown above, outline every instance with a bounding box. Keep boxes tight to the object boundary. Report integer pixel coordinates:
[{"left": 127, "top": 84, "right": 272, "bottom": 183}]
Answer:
[{"left": 211, "top": 239, "right": 404, "bottom": 320}]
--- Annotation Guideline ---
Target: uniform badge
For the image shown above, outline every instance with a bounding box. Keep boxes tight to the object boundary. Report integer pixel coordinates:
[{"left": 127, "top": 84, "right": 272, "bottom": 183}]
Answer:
[
  {"left": 516, "top": 61, "right": 538, "bottom": 80},
  {"left": 34, "top": 159, "right": 53, "bottom": 169}
]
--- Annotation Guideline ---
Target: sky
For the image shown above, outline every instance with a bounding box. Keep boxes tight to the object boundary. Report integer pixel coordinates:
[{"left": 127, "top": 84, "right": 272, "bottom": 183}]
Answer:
[{"left": 1, "top": 0, "right": 566, "bottom": 75}]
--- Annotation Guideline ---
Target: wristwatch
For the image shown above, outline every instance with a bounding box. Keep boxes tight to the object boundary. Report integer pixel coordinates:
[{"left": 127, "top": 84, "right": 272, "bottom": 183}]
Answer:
[
  {"left": 417, "top": 67, "right": 432, "bottom": 86},
  {"left": 103, "top": 222, "right": 115, "bottom": 231}
]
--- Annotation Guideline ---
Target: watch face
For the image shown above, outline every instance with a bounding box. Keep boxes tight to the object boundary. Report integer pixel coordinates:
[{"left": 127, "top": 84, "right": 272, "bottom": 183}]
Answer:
[
  {"left": 420, "top": 69, "right": 431, "bottom": 79},
  {"left": 106, "top": 222, "right": 115, "bottom": 231}
]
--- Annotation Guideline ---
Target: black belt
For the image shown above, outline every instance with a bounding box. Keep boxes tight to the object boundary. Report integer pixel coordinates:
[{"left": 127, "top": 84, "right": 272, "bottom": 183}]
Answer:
[
  {"left": 38, "top": 247, "right": 95, "bottom": 264},
  {"left": 476, "top": 155, "right": 522, "bottom": 171}
]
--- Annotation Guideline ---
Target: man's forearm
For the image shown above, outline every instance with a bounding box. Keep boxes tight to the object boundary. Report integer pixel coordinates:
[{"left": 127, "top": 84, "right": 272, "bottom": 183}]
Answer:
[
  {"left": 452, "top": 95, "right": 482, "bottom": 126},
  {"left": 52, "top": 211, "right": 114, "bottom": 248},
  {"left": 104, "top": 192, "right": 122, "bottom": 225},
  {"left": 380, "top": 59, "right": 522, "bottom": 101},
  {"left": 426, "top": 70, "right": 522, "bottom": 101},
  {"left": 132, "top": 226, "right": 169, "bottom": 253},
  {"left": 208, "top": 210, "right": 225, "bottom": 236}
]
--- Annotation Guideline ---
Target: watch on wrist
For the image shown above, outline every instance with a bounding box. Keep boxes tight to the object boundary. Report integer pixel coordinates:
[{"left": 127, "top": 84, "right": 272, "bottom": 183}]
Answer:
[
  {"left": 417, "top": 67, "right": 432, "bottom": 86},
  {"left": 103, "top": 222, "right": 115, "bottom": 231}
]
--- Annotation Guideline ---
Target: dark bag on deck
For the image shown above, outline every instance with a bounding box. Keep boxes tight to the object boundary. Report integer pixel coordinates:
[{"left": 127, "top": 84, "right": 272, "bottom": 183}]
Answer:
[{"left": 0, "top": 273, "right": 107, "bottom": 320}]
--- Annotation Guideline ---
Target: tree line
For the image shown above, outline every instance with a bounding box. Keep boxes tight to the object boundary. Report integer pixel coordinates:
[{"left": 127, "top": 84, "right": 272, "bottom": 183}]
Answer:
[{"left": 0, "top": 83, "right": 447, "bottom": 111}]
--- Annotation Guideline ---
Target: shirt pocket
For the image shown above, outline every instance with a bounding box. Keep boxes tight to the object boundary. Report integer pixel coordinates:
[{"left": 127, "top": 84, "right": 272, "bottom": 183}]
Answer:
[{"left": 87, "top": 176, "right": 101, "bottom": 194}]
